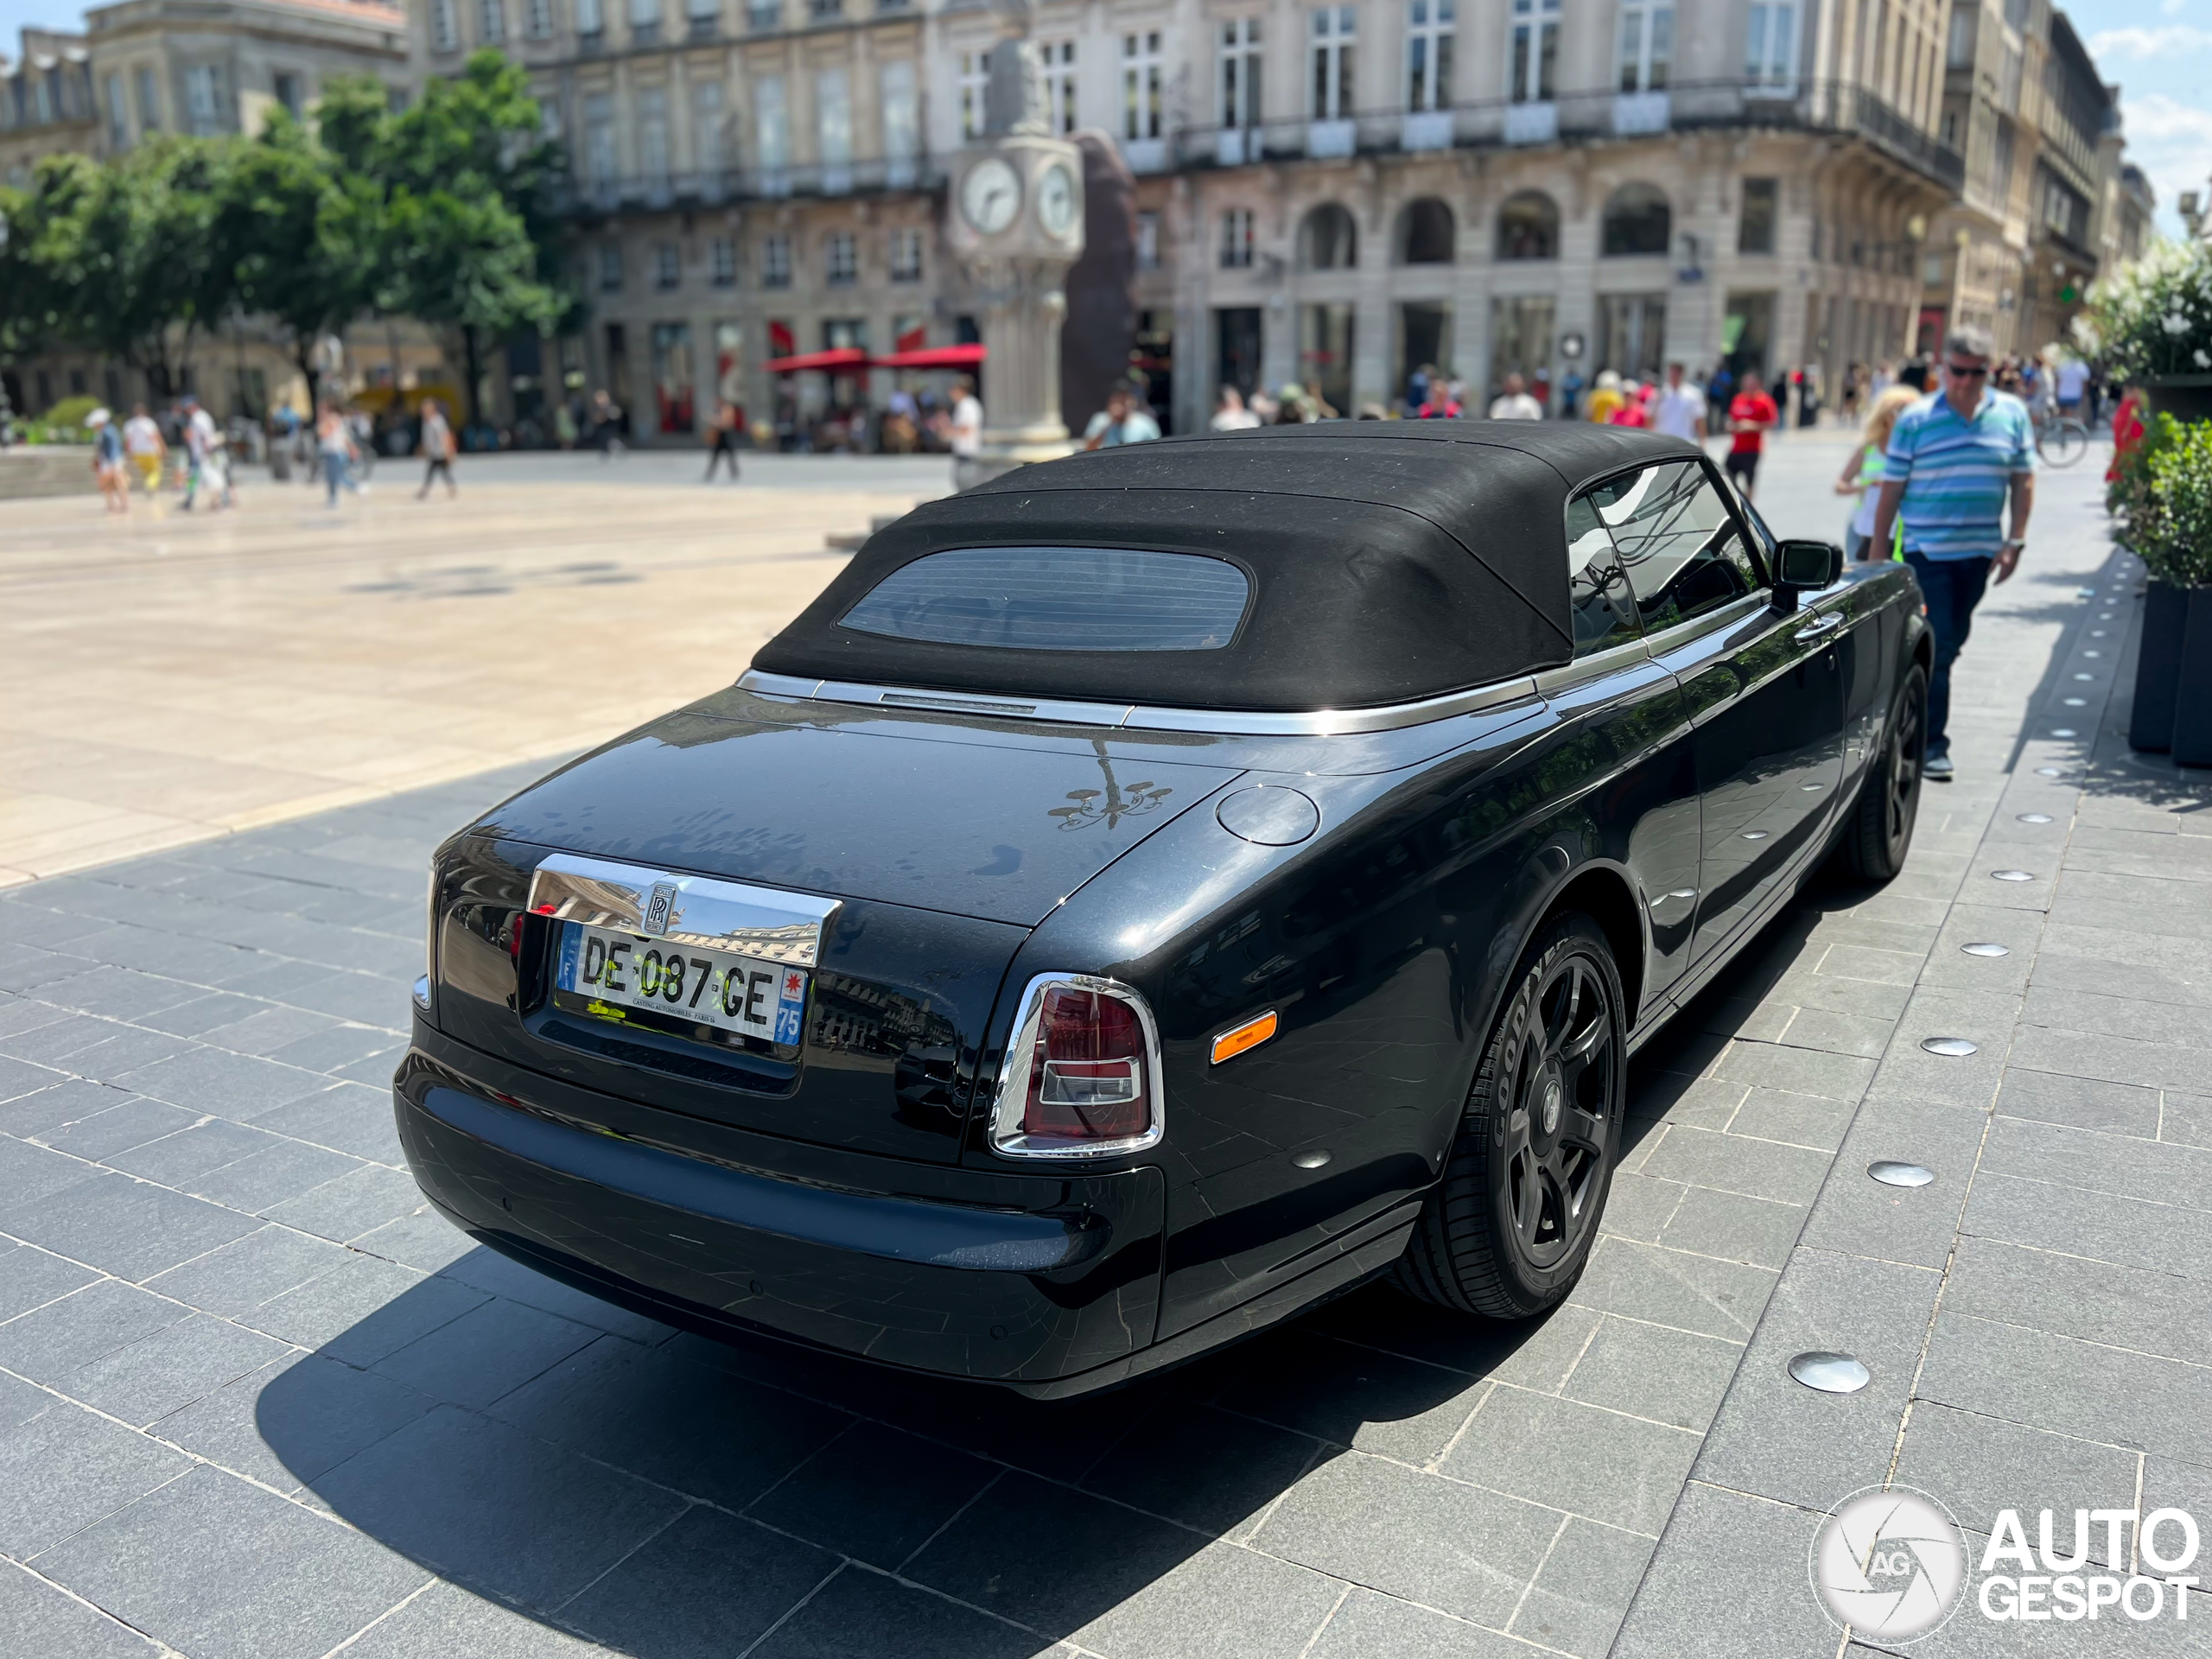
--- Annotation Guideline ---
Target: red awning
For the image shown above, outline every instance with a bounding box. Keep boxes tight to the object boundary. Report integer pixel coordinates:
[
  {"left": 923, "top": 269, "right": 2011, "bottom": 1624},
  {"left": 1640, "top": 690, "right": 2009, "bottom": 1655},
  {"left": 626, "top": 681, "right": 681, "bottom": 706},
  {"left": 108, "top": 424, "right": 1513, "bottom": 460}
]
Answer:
[
  {"left": 763, "top": 347, "right": 871, "bottom": 374},
  {"left": 871, "top": 344, "right": 988, "bottom": 371}
]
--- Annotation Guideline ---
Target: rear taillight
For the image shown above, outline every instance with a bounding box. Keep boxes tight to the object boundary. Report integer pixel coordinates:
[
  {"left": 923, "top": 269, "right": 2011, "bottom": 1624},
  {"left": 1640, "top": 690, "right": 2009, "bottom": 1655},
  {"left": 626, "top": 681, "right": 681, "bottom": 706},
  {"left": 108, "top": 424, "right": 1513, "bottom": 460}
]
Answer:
[{"left": 990, "top": 974, "right": 1163, "bottom": 1159}]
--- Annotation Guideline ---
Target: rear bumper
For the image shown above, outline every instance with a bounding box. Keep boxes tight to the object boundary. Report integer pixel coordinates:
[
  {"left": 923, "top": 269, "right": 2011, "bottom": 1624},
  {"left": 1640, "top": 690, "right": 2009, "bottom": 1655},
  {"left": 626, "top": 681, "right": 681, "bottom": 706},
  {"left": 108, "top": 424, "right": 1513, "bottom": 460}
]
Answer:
[{"left": 392, "top": 1044, "right": 1168, "bottom": 1396}]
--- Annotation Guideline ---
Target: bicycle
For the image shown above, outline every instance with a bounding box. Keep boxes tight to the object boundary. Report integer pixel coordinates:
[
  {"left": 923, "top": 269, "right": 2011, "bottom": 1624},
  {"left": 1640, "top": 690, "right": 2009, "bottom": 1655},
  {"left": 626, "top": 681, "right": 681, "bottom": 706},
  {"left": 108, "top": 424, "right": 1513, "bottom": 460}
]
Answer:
[{"left": 2032, "top": 404, "right": 2088, "bottom": 467}]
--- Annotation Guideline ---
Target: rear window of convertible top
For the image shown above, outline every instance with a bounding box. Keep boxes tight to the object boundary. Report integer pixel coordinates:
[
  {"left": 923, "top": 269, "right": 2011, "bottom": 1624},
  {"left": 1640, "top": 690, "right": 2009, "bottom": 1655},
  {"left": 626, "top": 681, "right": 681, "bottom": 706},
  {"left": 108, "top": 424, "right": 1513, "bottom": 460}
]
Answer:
[{"left": 838, "top": 546, "right": 1251, "bottom": 652}]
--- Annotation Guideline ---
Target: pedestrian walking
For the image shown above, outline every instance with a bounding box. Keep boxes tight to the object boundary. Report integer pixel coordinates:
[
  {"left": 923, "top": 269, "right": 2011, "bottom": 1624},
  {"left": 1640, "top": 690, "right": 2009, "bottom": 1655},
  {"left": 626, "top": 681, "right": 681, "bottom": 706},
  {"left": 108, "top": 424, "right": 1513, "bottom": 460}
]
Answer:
[
  {"left": 703, "top": 399, "right": 743, "bottom": 480},
  {"left": 1869, "top": 327, "right": 2035, "bottom": 783},
  {"left": 591, "top": 390, "right": 626, "bottom": 460},
  {"left": 1723, "top": 372, "right": 1779, "bottom": 498},
  {"left": 1487, "top": 372, "right": 1544, "bottom": 420},
  {"left": 416, "top": 397, "right": 458, "bottom": 499},
  {"left": 88, "top": 408, "right": 130, "bottom": 513},
  {"left": 122, "top": 402, "right": 165, "bottom": 499},
  {"left": 317, "top": 401, "right": 364, "bottom": 506},
  {"left": 1585, "top": 371, "right": 1625, "bottom": 425},
  {"left": 178, "top": 396, "right": 232, "bottom": 512},
  {"left": 1834, "top": 385, "right": 1918, "bottom": 562},
  {"left": 1651, "top": 362, "right": 1707, "bottom": 442},
  {"left": 949, "top": 376, "right": 983, "bottom": 461},
  {"left": 1082, "top": 384, "right": 1162, "bottom": 448},
  {"left": 1211, "top": 387, "right": 1262, "bottom": 430}
]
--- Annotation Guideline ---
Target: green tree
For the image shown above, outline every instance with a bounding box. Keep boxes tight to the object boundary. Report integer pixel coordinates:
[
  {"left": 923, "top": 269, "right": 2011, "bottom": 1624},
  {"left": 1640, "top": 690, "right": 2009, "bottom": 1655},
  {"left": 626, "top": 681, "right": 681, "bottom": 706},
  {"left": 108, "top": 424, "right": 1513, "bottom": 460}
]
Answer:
[
  {"left": 219, "top": 110, "right": 381, "bottom": 416},
  {"left": 13, "top": 139, "right": 238, "bottom": 400}
]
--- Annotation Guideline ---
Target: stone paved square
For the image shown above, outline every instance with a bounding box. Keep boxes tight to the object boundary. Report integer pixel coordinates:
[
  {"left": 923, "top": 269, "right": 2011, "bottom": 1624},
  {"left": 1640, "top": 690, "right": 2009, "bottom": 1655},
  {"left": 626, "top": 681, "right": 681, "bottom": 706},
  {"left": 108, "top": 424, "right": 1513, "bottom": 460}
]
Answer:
[{"left": 3, "top": 440, "right": 2206, "bottom": 1656}]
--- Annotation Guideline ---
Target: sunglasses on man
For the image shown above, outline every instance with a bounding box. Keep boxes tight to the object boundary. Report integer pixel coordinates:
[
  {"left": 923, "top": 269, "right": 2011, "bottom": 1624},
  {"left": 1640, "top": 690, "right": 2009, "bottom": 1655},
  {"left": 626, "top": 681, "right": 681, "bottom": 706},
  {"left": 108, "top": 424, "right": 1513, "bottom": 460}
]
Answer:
[{"left": 1946, "top": 361, "right": 1990, "bottom": 378}]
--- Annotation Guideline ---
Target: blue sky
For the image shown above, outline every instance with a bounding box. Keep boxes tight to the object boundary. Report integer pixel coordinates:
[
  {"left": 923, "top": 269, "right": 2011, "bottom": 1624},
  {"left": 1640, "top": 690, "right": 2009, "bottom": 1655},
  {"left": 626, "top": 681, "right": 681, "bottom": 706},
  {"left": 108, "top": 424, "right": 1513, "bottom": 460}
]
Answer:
[{"left": 2, "top": 0, "right": 2203, "bottom": 235}]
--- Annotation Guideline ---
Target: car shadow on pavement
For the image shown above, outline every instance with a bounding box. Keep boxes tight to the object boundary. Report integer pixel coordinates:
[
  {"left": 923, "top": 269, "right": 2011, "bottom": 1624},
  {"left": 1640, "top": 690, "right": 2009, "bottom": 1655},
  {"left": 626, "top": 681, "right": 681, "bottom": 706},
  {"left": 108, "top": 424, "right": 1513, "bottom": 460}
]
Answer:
[{"left": 257, "top": 1230, "right": 1572, "bottom": 1653}]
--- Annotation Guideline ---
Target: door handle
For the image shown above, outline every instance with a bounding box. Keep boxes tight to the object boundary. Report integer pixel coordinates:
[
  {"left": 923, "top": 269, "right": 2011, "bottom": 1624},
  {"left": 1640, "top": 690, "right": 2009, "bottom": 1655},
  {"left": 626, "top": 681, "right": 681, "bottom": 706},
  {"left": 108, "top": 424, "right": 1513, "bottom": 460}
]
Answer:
[{"left": 1792, "top": 612, "right": 1844, "bottom": 642}]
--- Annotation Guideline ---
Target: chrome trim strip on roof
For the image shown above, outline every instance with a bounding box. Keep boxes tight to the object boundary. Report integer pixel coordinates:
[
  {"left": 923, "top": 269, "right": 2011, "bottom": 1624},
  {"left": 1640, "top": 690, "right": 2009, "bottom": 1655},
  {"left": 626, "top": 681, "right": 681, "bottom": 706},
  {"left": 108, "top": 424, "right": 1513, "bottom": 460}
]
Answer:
[{"left": 734, "top": 669, "right": 1543, "bottom": 736}]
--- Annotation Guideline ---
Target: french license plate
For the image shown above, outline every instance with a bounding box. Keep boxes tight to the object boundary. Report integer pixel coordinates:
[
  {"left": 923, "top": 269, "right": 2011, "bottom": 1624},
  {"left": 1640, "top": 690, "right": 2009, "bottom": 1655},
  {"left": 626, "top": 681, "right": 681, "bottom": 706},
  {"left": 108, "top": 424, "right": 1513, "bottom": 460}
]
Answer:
[{"left": 555, "top": 922, "right": 808, "bottom": 1046}]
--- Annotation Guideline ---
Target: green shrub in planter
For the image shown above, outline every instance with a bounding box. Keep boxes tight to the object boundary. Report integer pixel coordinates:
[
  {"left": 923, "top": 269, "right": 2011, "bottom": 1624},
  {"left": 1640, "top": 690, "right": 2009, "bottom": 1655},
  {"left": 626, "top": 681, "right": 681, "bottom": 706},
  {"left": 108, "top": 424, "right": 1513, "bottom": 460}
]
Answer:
[
  {"left": 2126, "top": 416, "right": 2212, "bottom": 760},
  {"left": 38, "top": 393, "right": 103, "bottom": 432}
]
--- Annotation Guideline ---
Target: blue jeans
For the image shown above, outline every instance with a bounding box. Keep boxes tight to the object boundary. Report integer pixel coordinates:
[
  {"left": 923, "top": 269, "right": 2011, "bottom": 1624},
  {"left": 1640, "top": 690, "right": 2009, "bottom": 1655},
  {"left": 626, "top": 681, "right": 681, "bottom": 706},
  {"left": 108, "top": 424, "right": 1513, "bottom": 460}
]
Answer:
[
  {"left": 323, "top": 452, "right": 359, "bottom": 504},
  {"left": 1904, "top": 552, "right": 1993, "bottom": 759}
]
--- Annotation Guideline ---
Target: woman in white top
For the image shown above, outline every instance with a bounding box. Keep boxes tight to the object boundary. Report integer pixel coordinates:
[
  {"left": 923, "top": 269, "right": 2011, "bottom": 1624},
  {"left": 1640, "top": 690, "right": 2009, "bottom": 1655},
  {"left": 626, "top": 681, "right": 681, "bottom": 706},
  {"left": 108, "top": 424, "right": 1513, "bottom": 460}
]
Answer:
[
  {"left": 1210, "top": 387, "right": 1262, "bottom": 430},
  {"left": 1834, "top": 385, "right": 1919, "bottom": 562}
]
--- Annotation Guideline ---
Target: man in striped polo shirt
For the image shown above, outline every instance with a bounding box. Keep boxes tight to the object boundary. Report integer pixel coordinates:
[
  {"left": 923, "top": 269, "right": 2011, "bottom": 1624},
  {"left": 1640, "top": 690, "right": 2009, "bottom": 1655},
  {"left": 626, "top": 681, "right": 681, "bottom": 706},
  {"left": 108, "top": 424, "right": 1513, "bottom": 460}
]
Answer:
[{"left": 1869, "top": 327, "right": 2035, "bottom": 780}]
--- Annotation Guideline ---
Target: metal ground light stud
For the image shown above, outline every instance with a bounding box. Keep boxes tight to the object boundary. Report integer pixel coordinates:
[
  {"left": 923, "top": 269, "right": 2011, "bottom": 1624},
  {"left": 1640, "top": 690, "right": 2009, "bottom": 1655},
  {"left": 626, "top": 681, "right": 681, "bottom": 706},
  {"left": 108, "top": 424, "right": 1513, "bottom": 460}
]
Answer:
[
  {"left": 1991, "top": 870, "right": 2037, "bottom": 882},
  {"left": 1922, "top": 1038, "right": 1979, "bottom": 1057},
  {"left": 1961, "top": 942, "right": 2010, "bottom": 957},
  {"left": 2017, "top": 813, "right": 2053, "bottom": 824},
  {"left": 1789, "top": 1352, "right": 1872, "bottom": 1394},
  {"left": 1869, "top": 1160, "right": 1936, "bottom": 1187}
]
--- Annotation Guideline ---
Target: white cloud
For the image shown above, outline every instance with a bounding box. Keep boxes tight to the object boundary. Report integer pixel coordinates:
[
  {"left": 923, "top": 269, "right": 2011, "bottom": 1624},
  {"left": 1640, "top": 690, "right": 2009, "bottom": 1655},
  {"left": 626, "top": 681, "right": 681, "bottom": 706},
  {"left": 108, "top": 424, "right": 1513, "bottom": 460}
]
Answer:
[
  {"left": 2118, "top": 92, "right": 2212, "bottom": 226},
  {"left": 2089, "top": 24, "right": 2212, "bottom": 58}
]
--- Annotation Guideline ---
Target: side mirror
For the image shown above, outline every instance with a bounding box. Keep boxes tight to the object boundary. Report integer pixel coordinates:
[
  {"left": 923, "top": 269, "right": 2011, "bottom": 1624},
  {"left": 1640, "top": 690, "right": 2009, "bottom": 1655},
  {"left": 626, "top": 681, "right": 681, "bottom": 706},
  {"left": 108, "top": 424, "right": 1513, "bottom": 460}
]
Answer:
[{"left": 1772, "top": 538, "right": 1843, "bottom": 607}]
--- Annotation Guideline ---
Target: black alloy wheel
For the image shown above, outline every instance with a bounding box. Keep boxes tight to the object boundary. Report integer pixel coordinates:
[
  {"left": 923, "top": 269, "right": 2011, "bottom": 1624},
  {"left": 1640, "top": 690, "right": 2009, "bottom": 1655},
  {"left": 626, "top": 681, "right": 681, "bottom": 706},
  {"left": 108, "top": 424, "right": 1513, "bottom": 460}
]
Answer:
[
  {"left": 1841, "top": 663, "right": 1926, "bottom": 882},
  {"left": 1396, "top": 911, "right": 1625, "bottom": 1319}
]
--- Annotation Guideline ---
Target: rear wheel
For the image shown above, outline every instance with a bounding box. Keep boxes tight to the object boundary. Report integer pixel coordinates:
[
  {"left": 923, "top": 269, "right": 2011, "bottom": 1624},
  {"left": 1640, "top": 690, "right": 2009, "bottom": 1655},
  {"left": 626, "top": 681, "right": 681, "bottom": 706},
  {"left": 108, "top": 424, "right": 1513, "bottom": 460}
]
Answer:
[
  {"left": 1840, "top": 664, "right": 1926, "bottom": 881},
  {"left": 1395, "top": 912, "right": 1624, "bottom": 1319},
  {"left": 2036, "top": 419, "right": 2088, "bottom": 468}
]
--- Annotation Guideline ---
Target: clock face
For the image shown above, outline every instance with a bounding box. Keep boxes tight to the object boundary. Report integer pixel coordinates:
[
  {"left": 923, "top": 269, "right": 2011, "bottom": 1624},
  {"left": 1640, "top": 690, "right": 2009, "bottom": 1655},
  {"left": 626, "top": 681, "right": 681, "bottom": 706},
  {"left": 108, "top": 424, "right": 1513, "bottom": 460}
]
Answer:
[
  {"left": 1036, "top": 163, "right": 1079, "bottom": 238},
  {"left": 960, "top": 157, "right": 1021, "bottom": 235}
]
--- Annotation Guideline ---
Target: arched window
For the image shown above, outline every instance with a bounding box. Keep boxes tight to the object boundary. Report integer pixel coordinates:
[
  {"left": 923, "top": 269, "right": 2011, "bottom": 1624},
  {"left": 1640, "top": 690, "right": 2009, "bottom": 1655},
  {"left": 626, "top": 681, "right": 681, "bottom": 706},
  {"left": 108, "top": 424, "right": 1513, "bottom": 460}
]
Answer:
[
  {"left": 1601, "top": 182, "right": 1671, "bottom": 256},
  {"left": 1300, "top": 202, "right": 1359, "bottom": 270},
  {"left": 1495, "top": 190, "right": 1559, "bottom": 260},
  {"left": 1396, "top": 197, "right": 1456, "bottom": 264}
]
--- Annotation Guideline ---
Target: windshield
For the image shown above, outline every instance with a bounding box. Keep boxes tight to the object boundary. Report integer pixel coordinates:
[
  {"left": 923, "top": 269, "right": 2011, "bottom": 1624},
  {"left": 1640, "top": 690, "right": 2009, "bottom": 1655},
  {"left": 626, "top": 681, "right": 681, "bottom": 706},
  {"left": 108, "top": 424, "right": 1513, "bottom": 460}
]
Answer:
[{"left": 840, "top": 546, "right": 1251, "bottom": 652}]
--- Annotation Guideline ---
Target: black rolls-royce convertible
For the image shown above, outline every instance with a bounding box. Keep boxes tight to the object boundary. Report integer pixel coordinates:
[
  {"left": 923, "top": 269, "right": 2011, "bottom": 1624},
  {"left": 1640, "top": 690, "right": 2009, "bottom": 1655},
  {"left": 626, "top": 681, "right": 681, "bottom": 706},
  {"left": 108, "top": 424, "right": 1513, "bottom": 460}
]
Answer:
[{"left": 397, "top": 423, "right": 1929, "bottom": 1398}]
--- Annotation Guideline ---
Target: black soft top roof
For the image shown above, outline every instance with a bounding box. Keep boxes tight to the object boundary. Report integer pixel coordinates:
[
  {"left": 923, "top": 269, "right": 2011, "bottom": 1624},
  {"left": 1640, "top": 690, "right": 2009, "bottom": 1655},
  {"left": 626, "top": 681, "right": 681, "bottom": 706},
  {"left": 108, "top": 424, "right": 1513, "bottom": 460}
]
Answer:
[{"left": 753, "top": 421, "right": 1702, "bottom": 712}]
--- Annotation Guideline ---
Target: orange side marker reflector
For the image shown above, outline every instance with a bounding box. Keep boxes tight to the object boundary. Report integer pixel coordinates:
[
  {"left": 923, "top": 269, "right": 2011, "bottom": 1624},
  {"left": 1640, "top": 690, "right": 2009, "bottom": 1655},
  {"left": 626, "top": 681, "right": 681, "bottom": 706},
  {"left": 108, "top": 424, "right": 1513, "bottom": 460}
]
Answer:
[{"left": 1211, "top": 1011, "right": 1279, "bottom": 1065}]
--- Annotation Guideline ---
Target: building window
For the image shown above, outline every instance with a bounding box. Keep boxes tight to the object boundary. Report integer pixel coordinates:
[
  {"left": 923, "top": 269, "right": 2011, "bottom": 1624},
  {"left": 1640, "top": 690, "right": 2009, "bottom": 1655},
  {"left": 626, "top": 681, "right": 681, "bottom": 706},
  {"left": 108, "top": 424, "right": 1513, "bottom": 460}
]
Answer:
[
  {"left": 577, "top": 0, "right": 603, "bottom": 35},
  {"left": 1510, "top": 0, "right": 1559, "bottom": 104},
  {"left": 1946, "top": 7, "right": 1974, "bottom": 69},
  {"left": 762, "top": 231, "right": 791, "bottom": 288},
  {"left": 817, "top": 67, "right": 851, "bottom": 168},
  {"left": 754, "top": 75, "right": 788, "bottom": 171},
  {"left": 1136, "top": 209, "right": 1162, "bottom": 269},
  {"left": 1220, "top": 207, "right": 1255, "bottom": 268},
  {"left": 825, "top": 230, "right": 858, "bottom": 284},
  {"left": 272, "top": 72, "right": 302, "bottom": 118},
  {"left": 686, "top": 0, "right": 716, "bottom": 30},
  {"left": 959, "top": 50, "right": 988, "bottom": 141},
  {"left": 1617, "top": 0, "right": 1671, "bottom": 93},
  {"left": 1745, "top": 0, "right": 1796, "bottom": 88},
  {"left": 598, "top": 243, "right": 623, "bottom": 290},
  {"left": 629, "top": 0, "right": 660, "bottom": 40},
  {"left": 135, "top": 65, "right": 160, "bottom": 130},
  {"left": 881, "top": 60, "right": 918, "bottom": 162},
  {"left": 1408, "top": 0, "right": 1453, "bottom": 114},
  {"left": 431, "top": 0, "right": 460, "bottom": 52},
  {"left": 1300, "top": 200, "right": 1357, "bottom": 267},
  {"left": 1311, "top": 8, "right": 1354, "bottom": 119},
  {"left": 1600, "top": 181, "right": 1671, "bottom": 255},
  {"left": 890, "top": 226, "right": 923, "bottom": 283},
  {"left": 692, "top": 79, "right": 725, "bottom": 175},
  {"left": 1124, "top": 31, "right": 1163, "bottom": 140},
  {"left": 104, "top": 72, "right": 127, "bottom": 145},
  {"left": 526, "top": 0, "right": 554, "bottom": 37},
  {"left": 1220, "top": 17, "right": 1261, "bottom": 130},
  {"left": 1040, "top": 40, "right": 1077, "bottom": 134},
  {"left": 654, "top": 243, "right": 680, "bottom": 288},
  {"left": 1738, "top": 176, "right": 1777, "bottom": 253},
  {"left": 710, "top": 236, "right": 736, "bottom": 286},
  {"left": 1496, "top": 188, "right": 1558, "bottom": 257},
  {"left": 183, "top": 64, "right": 224, "bottom": 134},
  {"left": 1397, "top": 197, "right": 1454, "bottom": 263},
  {"left": 1940, "top": 108, "right": 1958, "bottom": 146},
  {"left": 583, "top": 92, "right": 616, "bottom": 186},
  {"left": 638, "top": 86, "right": 670, "bottom": 191},
  {"left": 477, "top": 0, "right": 505, "bottom": 43}
]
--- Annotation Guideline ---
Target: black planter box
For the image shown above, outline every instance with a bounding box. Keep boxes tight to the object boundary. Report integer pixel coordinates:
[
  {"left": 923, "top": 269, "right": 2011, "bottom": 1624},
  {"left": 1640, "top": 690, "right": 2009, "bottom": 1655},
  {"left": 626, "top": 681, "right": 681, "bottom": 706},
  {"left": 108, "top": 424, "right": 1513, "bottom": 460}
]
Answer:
[
  {"left": 2132, "top": 581, "right": 2191, "bottom": 753},
  {"left": 2177, "top": 588, "right": 2212, "bottom": 769}
]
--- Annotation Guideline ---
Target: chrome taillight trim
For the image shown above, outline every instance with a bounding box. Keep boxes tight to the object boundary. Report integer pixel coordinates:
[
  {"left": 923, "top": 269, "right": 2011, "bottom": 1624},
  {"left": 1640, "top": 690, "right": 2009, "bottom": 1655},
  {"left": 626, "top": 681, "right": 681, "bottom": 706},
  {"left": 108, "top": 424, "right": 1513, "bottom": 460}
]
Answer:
[
  {"left": 525, "top": 853, "right": 840, "bottom": 968},
  {"left": 988, "top": 972, "right": 1166, "bottom": 1160}
]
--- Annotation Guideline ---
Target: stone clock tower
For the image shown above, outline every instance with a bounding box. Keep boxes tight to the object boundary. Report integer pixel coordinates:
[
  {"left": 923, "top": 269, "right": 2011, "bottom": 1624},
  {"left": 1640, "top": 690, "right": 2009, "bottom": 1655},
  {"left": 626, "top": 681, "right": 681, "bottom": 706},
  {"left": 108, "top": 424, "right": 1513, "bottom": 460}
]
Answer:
[{"left": 946, "top": 2, "right": 1086, "bottom": 487}]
